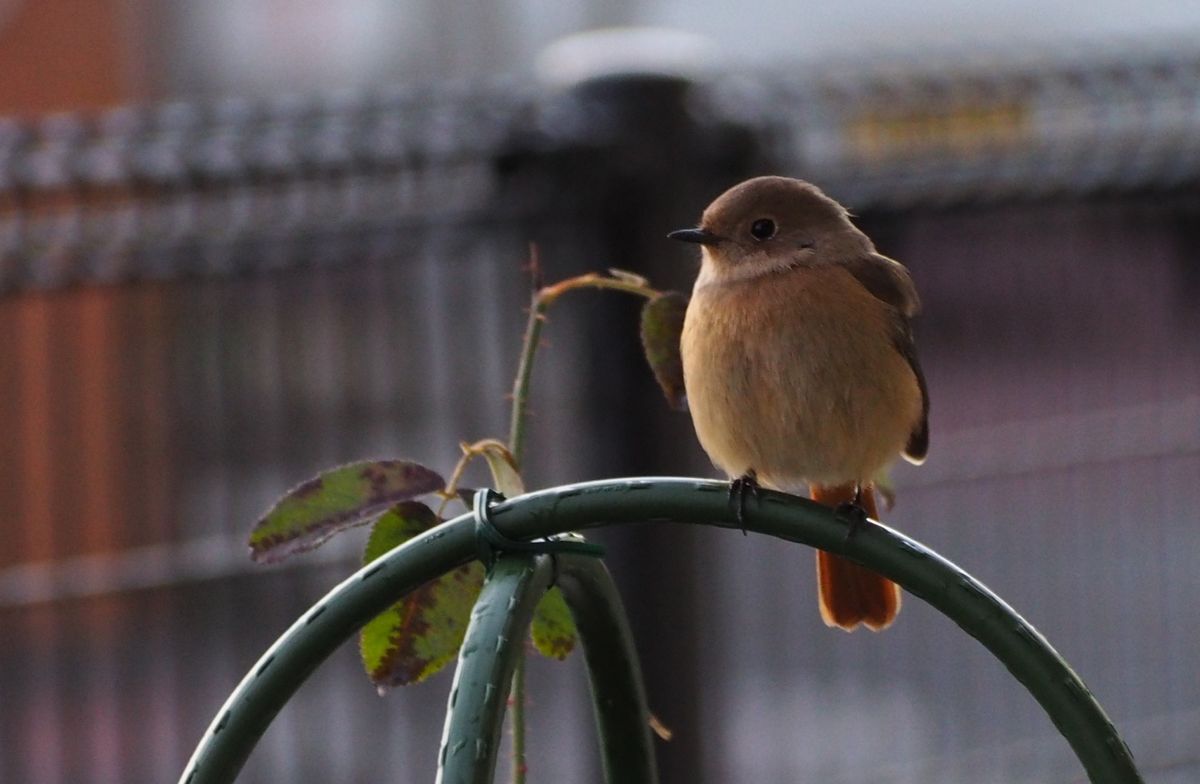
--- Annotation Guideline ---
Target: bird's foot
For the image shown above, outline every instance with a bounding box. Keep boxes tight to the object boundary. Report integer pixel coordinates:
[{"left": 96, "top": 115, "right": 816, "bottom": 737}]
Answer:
[
  {"left": 729, "top": 470, "right": 760, "bottom": 535},
  {"left": 834, "top": 485, "right": 868, "bottom": 542}
]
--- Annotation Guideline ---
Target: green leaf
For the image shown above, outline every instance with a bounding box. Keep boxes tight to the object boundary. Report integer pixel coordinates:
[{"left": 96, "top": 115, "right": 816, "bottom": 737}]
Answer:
[
  {"left": 360, "top": 502, "right": 484, "bottom": 689},
  {"left": 530, "top": 586, "right": 577, "bottom": 660},
  {"left": 639, "top": 291, "right": 689, "bottom": 410},
  {"left": 361, "top": 500, "right": 438, "bottom": 563},
  {"left": 249, "top": 460, "right": 445, "bottom": 564}
]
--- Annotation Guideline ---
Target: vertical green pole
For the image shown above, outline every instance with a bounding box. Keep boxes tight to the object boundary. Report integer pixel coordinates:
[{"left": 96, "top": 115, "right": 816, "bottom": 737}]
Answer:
[
  {"left": 436, "top": 552, "right": 658, "bottom": 784},
  {"left": 438, "top": 555, "right": 554, "bottom": 784}
]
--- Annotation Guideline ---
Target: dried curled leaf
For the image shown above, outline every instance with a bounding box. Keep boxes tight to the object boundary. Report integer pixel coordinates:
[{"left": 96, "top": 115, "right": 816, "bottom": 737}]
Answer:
[
  {"left": 360, "top": 501, "right": 484, "bottom": 689},
  {"left": 472, "top": 440, "right": 526, "bottom": 498},
  {"left": 249, "top": 460, "right": 444, "bottom": 564},
  {"left": 639, "top": 291, "right": 689, "bottom": 410},
  {"left": 607, "top": 268, "right": 650, "bottom": 288}
]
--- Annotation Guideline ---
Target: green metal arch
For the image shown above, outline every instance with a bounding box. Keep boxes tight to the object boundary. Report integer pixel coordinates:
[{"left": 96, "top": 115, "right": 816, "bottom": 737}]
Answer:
[
  {"left": 551, "top": 553, "right": 657, "bottom": 783},
  {"left": 179, "top": 477, "right": 1143, "bottom": 784}
]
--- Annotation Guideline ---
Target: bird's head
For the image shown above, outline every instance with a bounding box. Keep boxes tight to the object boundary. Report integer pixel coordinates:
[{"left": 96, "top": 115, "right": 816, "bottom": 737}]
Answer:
[{"left": 669, "top": 176, "right": 871, "bottom": 284}]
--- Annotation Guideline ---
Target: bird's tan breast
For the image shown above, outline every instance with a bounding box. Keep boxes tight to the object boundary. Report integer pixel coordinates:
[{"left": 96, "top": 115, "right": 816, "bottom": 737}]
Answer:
[{"left": 681, "top": 265, "right": 922, "bottom": 489}]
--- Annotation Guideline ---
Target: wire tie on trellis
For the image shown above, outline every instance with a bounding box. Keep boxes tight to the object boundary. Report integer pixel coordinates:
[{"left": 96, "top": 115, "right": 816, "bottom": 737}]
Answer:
[{"left": 472, "top": 488, "right": 605, "bottom": 568}]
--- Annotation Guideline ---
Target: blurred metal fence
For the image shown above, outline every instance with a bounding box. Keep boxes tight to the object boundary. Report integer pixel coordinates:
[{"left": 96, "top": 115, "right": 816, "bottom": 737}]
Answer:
[
  {"left": 1, "top": 45, "right": 1199, "bottom": 784},
  {"left": 4, "top": 48, "right": 1200, "bottom": 288},
  {"left": 0, "top": 83, "right": 546, "bottom": 290},
  {"left": 720, "top": 46, "right": 1200, "bottom": 206}
]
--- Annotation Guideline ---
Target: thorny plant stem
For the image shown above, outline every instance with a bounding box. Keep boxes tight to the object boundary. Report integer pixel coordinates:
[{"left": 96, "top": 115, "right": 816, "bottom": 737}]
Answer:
[
  {"left": 505, "top": 287, "right": 542, "bottom": 784},
  {"left": 507, "top": 293, "right": 547, "bottom": 470},
  {"left": 504, "top": 255, "right": 658, "bottom": 784},
  {"left": 508, "top": 271, "right": 657, "bottom": 468},
  {"left": 537, "top": 272, "right": 660, "bottom": 307},
  {"left": 511, "top": 650, "right": 529, "bottom": 784}
]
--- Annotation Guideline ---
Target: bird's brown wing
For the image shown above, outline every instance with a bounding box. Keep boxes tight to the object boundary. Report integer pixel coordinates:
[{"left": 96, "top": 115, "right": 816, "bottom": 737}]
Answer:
[
  {"left": 842, "top": 253, "right": 920, "bottom": 316},
  {"left": 843, "top": 254, "right": 929, "bottom": 463}
]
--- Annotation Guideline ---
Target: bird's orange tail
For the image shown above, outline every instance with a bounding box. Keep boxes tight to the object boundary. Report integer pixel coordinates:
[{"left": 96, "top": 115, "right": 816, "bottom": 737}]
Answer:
[{"left": 810, "top": 483, "right": 900, "bottom": 631}]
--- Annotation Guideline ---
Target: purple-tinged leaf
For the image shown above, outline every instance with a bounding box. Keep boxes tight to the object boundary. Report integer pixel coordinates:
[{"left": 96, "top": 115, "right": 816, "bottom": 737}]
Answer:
[
  {"left": 360, "top": 502, "right": 483, "bottom": 689},
  {"left": 249, "top": 460, "right": 445, "bottom": 564}
]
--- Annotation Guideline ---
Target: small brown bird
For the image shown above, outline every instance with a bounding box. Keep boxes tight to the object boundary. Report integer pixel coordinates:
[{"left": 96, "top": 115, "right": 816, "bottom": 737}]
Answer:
[{"left": 670, "top": 176, "right": 928, "bottom": 631}]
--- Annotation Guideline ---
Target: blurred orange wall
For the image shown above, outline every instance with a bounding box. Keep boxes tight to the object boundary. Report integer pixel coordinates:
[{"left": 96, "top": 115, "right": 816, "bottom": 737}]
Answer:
[
  {"left": 0, "top": 0, "right": 160, "bottom": 568},
  {"left": 0, "top": 0, "right": 144, "bottom": 116}
]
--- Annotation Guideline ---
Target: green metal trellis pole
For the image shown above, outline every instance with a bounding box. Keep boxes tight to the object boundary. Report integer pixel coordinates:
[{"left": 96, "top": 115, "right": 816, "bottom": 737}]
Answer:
[
  {"left": 179, "top": 477, "right": 1143, "bottom": 784},
  {"left": 435, "top": 552, "right": 656, "bottom": 784}
]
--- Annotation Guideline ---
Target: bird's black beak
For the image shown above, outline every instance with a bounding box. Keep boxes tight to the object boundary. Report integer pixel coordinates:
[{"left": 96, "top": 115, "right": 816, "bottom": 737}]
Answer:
[{"left": 668, "top": 228, "right": 722, "bottom": 246}]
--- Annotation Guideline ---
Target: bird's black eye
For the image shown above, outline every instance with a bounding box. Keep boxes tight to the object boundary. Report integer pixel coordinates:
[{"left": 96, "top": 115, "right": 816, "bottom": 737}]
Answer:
[{"left": 750, "top": 218, "right": 776, "bottom": 241}]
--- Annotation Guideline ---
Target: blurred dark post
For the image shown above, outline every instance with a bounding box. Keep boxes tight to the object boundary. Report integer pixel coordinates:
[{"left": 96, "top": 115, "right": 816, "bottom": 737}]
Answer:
[{"left": 499, "top": 40, "right": 763, "bottom": 779}]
